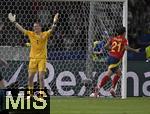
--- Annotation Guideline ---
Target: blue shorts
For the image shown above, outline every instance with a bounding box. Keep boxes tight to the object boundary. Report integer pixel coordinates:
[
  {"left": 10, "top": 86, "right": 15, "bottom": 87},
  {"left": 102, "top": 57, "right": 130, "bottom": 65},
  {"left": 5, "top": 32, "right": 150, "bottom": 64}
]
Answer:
[{"left": 107, "top": 56, "right": 121, "bottom": 73}]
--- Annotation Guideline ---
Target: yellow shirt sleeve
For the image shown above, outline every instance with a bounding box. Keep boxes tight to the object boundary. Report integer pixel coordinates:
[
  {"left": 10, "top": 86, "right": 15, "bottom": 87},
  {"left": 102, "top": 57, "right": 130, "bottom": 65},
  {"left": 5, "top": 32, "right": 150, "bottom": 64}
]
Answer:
[
  {"left": 43, "top": 31, "right": 53, "bottom": 39},
  {"left": 24, "top": 30, "right": 29, "bottom": 36},
  {"left": 24, "top": 30, "right": 33, "bottom": 39}
]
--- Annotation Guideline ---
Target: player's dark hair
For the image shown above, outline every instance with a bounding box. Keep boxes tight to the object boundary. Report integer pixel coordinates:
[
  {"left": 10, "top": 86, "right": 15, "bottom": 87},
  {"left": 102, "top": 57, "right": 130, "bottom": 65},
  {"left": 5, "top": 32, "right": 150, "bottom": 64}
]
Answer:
[{"left": 117, "top": 26, "right": 126, "bottom": 35}]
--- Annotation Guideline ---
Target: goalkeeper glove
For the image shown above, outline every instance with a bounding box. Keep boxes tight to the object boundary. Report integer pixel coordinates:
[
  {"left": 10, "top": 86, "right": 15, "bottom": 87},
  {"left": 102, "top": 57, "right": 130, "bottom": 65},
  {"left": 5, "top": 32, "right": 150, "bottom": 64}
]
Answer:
[
  {"left": 53, "top": 13, "right": 59, "bottom": 24},
  {"left": 8, "top": 13, "right": 16, "bottom": 23}
]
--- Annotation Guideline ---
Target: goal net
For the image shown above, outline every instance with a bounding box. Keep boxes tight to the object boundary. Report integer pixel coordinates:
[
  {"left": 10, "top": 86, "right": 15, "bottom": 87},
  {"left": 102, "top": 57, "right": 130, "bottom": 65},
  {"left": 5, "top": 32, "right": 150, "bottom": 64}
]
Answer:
[{"left": 0, "top": 0, "right": 127, "bottom": 98}]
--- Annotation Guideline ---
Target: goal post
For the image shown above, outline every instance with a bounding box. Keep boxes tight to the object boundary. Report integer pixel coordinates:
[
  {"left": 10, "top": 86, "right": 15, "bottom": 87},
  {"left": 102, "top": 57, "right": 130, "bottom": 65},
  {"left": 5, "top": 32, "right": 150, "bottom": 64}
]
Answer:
[
  {"left": 122, "top": 0, "right": 128, "bottom": 99},
  {"left": 0, "top": 0, "right": 127, "bottom": 98}
]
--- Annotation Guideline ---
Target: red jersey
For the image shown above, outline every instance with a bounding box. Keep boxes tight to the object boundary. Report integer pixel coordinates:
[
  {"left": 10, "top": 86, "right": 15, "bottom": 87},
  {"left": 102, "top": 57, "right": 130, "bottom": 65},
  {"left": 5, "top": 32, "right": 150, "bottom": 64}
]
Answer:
[{"left": 108, "top": 35, "right": 128, "bottom": 59}]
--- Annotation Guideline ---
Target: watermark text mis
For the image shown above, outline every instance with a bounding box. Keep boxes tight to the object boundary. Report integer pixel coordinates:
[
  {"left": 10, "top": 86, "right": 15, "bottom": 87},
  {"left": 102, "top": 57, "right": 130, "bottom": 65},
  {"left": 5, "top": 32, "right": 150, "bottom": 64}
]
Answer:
[{"left": 5, "top": 89, "right": 50, "bottom": 113}]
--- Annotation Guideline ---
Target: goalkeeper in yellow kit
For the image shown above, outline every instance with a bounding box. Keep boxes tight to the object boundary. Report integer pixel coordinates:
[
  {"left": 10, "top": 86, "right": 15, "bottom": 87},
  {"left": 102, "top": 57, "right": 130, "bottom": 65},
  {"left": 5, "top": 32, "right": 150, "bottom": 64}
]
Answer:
[{"left": 8, "top": 13, "right": 59, "bottom": 97}]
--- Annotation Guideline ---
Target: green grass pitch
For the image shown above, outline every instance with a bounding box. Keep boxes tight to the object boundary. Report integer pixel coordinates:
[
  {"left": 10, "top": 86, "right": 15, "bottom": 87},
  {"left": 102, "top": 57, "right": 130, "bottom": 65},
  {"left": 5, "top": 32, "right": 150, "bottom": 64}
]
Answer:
[{"left": 50, "top": 96, "right": 150, "bottom": 114}]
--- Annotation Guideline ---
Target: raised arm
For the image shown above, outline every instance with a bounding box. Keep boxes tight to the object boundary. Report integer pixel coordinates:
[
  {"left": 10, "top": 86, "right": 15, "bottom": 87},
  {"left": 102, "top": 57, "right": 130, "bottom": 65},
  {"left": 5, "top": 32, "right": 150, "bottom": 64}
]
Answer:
[
  {"left": 47, "top": 13, "right": 59, "bottom": 34},
  {"left": 8, "top": 13, "right": 26, "bottom": 34}
]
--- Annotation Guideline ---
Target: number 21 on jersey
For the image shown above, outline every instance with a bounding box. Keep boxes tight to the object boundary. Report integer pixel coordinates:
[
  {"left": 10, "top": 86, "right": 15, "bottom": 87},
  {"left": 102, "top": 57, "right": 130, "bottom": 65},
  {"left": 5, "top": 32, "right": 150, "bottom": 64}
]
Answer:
[{"left": 111, "top": 41, "right": 122, "bottom": 52}]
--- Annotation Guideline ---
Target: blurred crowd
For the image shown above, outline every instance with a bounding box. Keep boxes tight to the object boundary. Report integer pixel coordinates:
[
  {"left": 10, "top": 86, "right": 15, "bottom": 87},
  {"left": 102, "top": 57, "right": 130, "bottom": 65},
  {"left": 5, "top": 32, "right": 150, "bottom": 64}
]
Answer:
[
  {"left": 128, "top": 0, "right": 150, "bottom": 60},
  {"left": 128, "top": 0, "right": 150, "bottom": 47}
]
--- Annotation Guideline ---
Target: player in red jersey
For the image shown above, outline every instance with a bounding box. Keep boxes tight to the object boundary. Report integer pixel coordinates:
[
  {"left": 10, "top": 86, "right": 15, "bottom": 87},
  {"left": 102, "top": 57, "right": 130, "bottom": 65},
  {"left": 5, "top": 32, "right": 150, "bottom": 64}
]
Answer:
[{"left": 94, "top": 26, "right": 140, "bottom": 97}]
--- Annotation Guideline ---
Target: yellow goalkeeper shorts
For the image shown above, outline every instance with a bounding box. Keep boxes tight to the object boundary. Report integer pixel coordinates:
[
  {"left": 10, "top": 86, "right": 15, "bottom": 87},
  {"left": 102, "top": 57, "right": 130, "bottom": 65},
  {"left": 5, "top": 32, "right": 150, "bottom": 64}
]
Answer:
[{"left": 28, "top": 58, "right": 46, "bottom": 73}]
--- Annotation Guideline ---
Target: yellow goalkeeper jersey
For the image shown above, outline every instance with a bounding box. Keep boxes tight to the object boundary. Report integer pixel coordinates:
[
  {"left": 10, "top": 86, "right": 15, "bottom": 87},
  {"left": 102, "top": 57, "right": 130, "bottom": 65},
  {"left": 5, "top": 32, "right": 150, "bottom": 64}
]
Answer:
[{"left": 24, "top": 30, "right": 52, "bottom": 59}]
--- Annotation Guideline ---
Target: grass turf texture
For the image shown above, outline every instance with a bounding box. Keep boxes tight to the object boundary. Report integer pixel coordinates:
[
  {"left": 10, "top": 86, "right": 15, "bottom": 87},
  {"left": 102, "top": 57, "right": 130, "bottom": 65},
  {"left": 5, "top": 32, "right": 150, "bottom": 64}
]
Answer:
[{"left": 51, "top": 96, "right": 150, "bottom": 114}]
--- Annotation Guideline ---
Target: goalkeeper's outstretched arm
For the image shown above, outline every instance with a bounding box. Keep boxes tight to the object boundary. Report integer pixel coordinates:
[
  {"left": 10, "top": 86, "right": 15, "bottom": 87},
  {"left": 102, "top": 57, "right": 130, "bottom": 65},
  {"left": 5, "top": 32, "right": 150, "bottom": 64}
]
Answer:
[
  {"left": 8, "top": 13, "right": 26, "bottom": 34},
  {"left": 47, "top": 13, "right": 59, "bottom": 34}
]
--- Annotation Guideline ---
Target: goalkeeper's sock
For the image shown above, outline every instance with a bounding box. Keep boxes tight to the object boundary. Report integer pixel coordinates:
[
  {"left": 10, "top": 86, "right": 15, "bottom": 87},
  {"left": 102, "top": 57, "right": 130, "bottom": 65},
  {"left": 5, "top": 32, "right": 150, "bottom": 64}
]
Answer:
[
  {"left": 112, "top": 75, "right": 120, "bottom": 89},
  {"left": 99, "top": 75, "right": 110, "bottom": 88}
]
